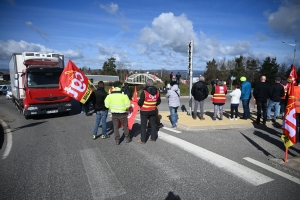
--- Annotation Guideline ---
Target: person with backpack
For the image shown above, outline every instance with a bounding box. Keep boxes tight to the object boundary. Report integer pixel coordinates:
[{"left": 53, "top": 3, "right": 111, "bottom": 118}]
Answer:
[
  {"left": 121, "top": 82, "right": 133, "bottom": 100},
  {"left": 191, "top": 75, "right": 209, "bottom": 120},
  {"left": 166, "top": 81, "right": 180, "bottom": 129}
]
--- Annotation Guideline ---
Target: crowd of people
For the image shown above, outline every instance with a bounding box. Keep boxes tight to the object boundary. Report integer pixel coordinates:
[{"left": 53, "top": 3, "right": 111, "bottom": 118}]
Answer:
[{"left": 83, "top": 72, "right": 298, "bottom": 145}]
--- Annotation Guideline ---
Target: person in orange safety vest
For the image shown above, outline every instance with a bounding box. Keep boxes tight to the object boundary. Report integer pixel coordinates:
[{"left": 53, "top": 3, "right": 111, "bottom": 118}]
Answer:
[
  {"left": 211, "top": 81, "right": 227, "bottom": 120},
  {"left": 138, "top": 79, "right": 161, "bottom": 144}
]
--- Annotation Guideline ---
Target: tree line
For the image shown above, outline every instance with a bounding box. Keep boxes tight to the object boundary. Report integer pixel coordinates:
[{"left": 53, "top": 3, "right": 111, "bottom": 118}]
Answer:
[{"left": 203, "top": 55, "right": 299, "bottom": 86}]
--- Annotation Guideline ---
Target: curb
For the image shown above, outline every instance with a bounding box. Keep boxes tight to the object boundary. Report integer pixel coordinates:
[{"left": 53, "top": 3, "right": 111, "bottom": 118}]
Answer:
[{"left": 0, "top": 119, "right": 12, "bottom": 159}]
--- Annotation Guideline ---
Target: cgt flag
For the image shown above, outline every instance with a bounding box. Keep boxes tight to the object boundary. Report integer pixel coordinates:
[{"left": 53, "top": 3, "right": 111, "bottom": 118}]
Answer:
[
  {"left": 281, "top": 84, "right": 297, "bottom": 148},
  {"left": 287, "top": 64, "right": 298, "bottom": 85},
  {"left": 127, "top": 100, "right": 139, "bottom": 130},
  {"left": 59, "top": 60, "right": 93, "bottom": 104}
]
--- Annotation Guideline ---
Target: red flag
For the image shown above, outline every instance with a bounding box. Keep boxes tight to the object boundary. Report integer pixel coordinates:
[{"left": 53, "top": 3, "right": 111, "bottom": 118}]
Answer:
[
  {"left": 59, "top": 60, "right": 93, "bottom": 104},
  {"left": 281, "top": 84, "right": 297, "bottom": 147},
  {"left": 127, "top": 100, "right": 138, "bottom": 130},
  {"left": 287, "top": 64, "right": 298, "bottom": 85},
  {"left": 154, "top": 73, "right": 156, "bottom": 80},
  {"left": 133, "top": 86, "right": 138, "bottom": 102}
]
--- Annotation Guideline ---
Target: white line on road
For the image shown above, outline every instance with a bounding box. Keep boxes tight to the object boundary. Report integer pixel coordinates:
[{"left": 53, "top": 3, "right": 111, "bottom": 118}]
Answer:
[
  {"left": 244, "top": 157, "right": 300, "bottom": 185},
  {"left": 80, "top": 148, "right": 126, "bottom": 200},
  {"left": 162, "top": 127, "right": 182, "bottom": 133},
  {"left": 1, "top": 120, "right": 12, "bottom": 160},
  {"left": 158, "top": 131, "right": 274, "bottom": 186}
]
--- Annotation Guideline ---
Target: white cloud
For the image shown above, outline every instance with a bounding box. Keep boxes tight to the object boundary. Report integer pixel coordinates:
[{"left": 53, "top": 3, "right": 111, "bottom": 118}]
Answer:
[
  {"left": 100, "top": 2, "right": 118, "bottom": 15},
  {"left": 0, "top": 40, "right": 83, "bottom": 61},
  {"left": 266, "top": 0, "right": 300, "bottom": 39}
]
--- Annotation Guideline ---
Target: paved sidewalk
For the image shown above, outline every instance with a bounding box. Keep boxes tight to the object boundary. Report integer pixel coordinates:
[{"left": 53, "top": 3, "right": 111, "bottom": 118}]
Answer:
[{"left": 158, "top": 109, "right": 300, "bottom": 174}]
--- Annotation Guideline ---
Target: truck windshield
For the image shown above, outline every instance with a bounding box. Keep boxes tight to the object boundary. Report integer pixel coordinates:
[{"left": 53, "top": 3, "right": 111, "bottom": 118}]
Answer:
[{"left": 27, "top": 73, "right": 61, "bottom": 88}]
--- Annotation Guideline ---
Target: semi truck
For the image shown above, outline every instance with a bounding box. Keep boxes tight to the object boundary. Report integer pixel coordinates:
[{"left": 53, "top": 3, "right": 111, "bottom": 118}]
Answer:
[{"left": 9, "top": 52, "right": 72, "bottom": 119}]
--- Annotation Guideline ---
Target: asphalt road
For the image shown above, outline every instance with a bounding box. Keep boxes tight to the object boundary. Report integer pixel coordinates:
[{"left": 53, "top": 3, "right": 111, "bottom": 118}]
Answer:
[{"left": 0, "top": 95, "right": 300, "bottom": 200}]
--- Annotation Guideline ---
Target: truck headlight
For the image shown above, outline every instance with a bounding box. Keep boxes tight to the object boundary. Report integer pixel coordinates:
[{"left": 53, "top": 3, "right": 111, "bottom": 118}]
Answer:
[{"left": 28, "top": 107, "right": 38, "bottom": 110}]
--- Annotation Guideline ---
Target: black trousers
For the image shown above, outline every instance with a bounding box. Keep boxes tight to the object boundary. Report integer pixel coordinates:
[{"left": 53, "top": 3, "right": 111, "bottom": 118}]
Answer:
[
  {"left": 230, "top": 106, "right": 238, "bottom": 118},
  {"left": 256, "top": 98, "right": 268, "bottom": 122},
  {"left": 140, "top": 113, "right": 157, "bottom": 142}
]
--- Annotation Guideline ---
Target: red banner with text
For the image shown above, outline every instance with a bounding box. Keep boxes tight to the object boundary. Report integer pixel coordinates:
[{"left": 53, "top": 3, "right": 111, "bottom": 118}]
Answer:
[{"left": 59, "top": 60, "right": 93, "bottom": 104}]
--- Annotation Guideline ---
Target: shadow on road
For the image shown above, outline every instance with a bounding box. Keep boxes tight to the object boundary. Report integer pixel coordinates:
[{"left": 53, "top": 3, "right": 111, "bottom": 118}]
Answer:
[
  {"left": 0, "top": 124, "right": 4, "bottom": 150},
  {"left": 11, "top": 121, "right": 47, "bottom": 133}
]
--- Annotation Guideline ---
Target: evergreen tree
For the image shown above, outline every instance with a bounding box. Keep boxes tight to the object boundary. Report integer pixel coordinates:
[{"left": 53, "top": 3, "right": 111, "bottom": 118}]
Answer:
[
  {"left": 260, "top": 57, "right": 279, "bottom": 84},
  {"left": 101, "top": 57, "right": 117, "bottom": 75},
  {"left": 203, "top": 58, "right": 218, "bottom": 82}
]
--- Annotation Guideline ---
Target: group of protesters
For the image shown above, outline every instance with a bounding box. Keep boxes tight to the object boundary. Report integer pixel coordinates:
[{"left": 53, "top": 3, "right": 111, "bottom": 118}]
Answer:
[{"left": 86, "top": 79, "right": 164, "bottom": 145}]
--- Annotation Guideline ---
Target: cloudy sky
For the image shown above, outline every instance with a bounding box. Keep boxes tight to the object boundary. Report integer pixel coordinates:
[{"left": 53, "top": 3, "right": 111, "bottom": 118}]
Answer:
[{"left": 0, "top": 0, "right": 299, "bottom": 71}]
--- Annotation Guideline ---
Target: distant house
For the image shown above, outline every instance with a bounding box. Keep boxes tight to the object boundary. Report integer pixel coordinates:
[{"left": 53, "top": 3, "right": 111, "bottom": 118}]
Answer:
[
  {"left": 0, "top": 72, "right": 10, "bottom": 81},
  {"left": 85, "top": 75, "right": 119, "bottom": 84}
]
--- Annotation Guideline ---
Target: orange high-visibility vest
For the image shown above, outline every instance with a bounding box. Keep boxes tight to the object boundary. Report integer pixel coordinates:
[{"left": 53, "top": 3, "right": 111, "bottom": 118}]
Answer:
[
  {"left": 294, "top": 86, "right": 300, "bottom": 113},
  {"left": 140, "top": 90, "right": 159, "bottom": 111},
  {"left": 212, "top": 86, "right": 227, "bottom": 104}
]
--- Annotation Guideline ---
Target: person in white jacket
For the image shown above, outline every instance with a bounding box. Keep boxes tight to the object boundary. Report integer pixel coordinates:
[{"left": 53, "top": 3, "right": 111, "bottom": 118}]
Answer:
[
  {"left": 229, "top": 85, "right": 241, "bottom": 120},
  {"left": 166, "top": 81, "right": 180, "bottom": 129}
]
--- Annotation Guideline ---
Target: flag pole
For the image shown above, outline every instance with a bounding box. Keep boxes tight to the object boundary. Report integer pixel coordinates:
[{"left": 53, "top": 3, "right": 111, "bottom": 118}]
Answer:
[{"left": 284, "top": 148, "right": 289, "bottom": 162}]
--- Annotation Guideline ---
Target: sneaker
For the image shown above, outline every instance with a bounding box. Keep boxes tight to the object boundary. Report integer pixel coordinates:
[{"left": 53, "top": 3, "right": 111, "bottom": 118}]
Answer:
[
  {"left": 93, "top": 135, "right": 97, "bottom": 140},
  {"left": 192, "top": 115, "right": 197, "bottom": 120},
  {"left": 172, "top": 126, "right": 177, "bottom": 130},
  {"left": 229, "top": 117, "right": 234, "bottom": 120},
  {"left": 101, "top": 135, "right": 110, "bottom": 139},
  {"left": 149, "top": 137, "right": 156, "bottom": 142},
  {"left": 219, "top": 117, "right": 223, "bottom": 120},
  {"left": 158, "top": 123, "right": 164, "bottom": 128},
  {"left": 234, "top": 118, "right": 238, "bottom": 120},
  {"left": 212, "top": 117, "right": 216, "bottom": 121},
  {"left": 137, "top": 139, "right": 145, "bottom": 144},
  {"left": 200, "top": 117, "right": 205, "bottom": 120},
  {"left": 271, "top": 119, "right": 276, "bottom": 123}
]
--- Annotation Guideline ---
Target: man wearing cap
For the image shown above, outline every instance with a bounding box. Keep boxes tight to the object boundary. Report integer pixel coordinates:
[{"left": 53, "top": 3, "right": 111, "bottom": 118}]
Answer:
[
  {"left": 267, "top": 77, "right": 284, "bottom": 122},
  {"left": 240, "top": 76, "right": 252, "bottom": 119}
]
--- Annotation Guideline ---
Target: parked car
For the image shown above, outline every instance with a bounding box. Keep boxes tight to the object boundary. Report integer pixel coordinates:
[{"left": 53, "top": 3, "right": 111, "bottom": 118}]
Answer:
[
  {"left": 6, "top": 90, "right": 12, "bottom": 99},
  {"left": 0, "top": 85, "right": 11, "bottom": 95}
]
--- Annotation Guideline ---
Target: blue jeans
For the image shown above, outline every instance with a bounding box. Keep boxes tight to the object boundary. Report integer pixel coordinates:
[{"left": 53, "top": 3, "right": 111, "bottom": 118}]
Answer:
[
  {"left": 169, "top": 106, "right": 178, "bottom": 127},
  {"left": 93, "top": 110, "right": 108, "bottom": 136},
  {"left": 267, "top": 100, "right": 280, "bottom": 120},
  {"left": 242, "top": 100, "right": 250, "bottom": 118}
]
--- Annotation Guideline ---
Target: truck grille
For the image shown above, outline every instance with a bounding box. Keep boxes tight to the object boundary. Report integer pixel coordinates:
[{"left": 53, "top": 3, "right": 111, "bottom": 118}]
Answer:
[{"left": 35, "top": 96, "right": 67, "bottom": 101}]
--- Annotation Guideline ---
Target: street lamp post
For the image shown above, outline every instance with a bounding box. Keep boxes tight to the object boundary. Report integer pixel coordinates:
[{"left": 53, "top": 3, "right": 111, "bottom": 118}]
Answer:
[{"left": 282, "top": 40, "right": 297, "bottom": 65}]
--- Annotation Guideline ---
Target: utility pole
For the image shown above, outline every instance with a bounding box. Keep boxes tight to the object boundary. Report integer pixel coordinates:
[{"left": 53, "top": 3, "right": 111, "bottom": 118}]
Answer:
[{"left": 187, "top": 40, "right": 193, "bottom": 116}]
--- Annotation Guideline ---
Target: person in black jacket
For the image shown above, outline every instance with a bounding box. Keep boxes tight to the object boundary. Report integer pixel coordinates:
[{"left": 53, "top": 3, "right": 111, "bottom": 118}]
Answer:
[
  {"left": 191, "top": 75, "right": 208, "bottom": 120},
  {"left": 121, "top": 83, "right": 133, "bottom": 100},
  {"left": 92, "top": 81, "right": 109, "bottom": 140},
  {"left": 266, "top": 77, "right": 284, "bottom": 122},
  {"left": 253, "top": 76, "right": 271, "bottom": 124}
]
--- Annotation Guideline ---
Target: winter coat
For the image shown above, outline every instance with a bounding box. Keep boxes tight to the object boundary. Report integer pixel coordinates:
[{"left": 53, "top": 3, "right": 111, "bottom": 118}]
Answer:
[
  {"left": 229, "top": 89, "right": 241, "bottom": 104},
  {"left": 240, "top": 81, "right": 252, "bottom": 100},
  {"left": 191, "top": 81, "right": 208, "bottom": 101},
  {"left": 166, "top": 84, "right": 180, "bottom": 107}
]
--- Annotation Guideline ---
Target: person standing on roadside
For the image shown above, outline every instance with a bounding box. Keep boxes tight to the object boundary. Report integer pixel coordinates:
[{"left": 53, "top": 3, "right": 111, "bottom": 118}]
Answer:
[
  {"left": 121, "top": 82, "right": 133, "bottom": 100},
  {"left": 92, "top": 81, "right": 109, "bottom": 140},
  {"left": 138, "top": 79, "right": 161, "bottom": 144},
  {"left": 166, "top": 81, "right": 180, "bottom": 129},
  {"left": 105, "top": 81, "right": 131, "bottom": 145},
  {"left": 229, "top": 85, "right": 241, "bottom": 120},
  {"left": 253, "top": 76, "right": 270, "bottom": 125},
  {"left": 170, "top": 72, "right": 174, "bottom": 83},
  {"left": 267, "top": 77, "right": 284, "bottom": 122},
  {"left": 175, "top": 72, "right": 181, "bottom": 85},
  {"left": 191, "top": 75, "right": 208, "bottom": 120},
  {"left": 211, "top": 80, "right": 227, "bottom": 120},
  {"left": 240, "top": 76, "right": 252, "bottom": 120}
]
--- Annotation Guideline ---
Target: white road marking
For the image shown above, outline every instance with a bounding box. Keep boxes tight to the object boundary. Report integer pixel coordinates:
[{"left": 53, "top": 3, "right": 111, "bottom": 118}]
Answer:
[
  {"left": 244, "top": 157, "right": 300, "bottom": 185},
  {"left": 1, "top": 120, "right": 12, "bottom": 160},
  {"left": 158, "top": 131, "right": 274, "bottom": 186},
  {"left": 80, "top": 148, "right": 126, "bottom": 200},
  {"left": 162, "top": 127, "right": 182, "bottom": 133}
]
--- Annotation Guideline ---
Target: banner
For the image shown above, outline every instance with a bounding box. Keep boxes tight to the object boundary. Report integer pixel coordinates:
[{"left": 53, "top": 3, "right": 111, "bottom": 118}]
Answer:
[
  {"left": 287, "top": 64, "right": 298, "bottom": 85},
  {"left": 127, "top": 100, "right": 139, "bottom": 130},
  {"left": 59, "top": 60, "right": 93, "bottom": 104},
  {"left": 282, "top": 84, "right": 297, "bottom": 148}
]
